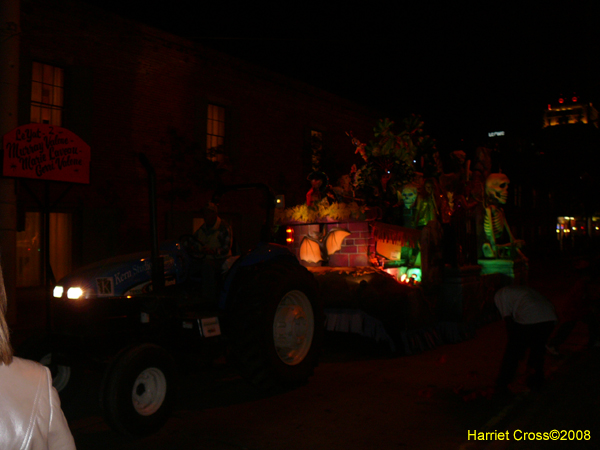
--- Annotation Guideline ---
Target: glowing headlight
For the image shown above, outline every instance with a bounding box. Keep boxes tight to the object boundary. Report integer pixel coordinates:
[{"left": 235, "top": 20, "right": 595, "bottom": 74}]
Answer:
[
  {"left": 53, "top": 286, "right": 64, "bottom": 298},
  {"left": 67, "top": 287, "right": 84, "bottom": 299}
]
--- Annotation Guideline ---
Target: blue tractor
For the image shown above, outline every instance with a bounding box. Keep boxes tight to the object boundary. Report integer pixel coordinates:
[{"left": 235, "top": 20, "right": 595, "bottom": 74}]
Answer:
[{"left": 32, "top": 155, "right": 323, "bottom": 436}]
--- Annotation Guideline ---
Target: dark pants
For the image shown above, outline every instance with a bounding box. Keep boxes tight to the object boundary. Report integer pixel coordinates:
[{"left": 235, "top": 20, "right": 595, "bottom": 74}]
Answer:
[{"left": 496, "top": 320, "right": 556, "bottom": 391}]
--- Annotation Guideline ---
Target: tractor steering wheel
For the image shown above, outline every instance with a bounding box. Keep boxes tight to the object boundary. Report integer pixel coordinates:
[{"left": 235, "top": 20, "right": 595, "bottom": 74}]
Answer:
[{"left": 179, "top": 234, "right": 207, "bottom": 260}]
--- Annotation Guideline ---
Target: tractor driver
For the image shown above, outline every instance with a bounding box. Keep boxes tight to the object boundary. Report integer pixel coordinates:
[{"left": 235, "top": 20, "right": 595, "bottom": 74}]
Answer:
[
  {"left": 194, "top": 202, "right": 232, "bottom": 260},
  {"left": 192, "top": 202, "right": 232, "bottom": 301}
]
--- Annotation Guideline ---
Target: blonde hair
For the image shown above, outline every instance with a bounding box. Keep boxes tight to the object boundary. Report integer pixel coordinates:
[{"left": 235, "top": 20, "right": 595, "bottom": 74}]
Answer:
[{"left": 0, "top": 257, "right": 14, "bottom": 365}]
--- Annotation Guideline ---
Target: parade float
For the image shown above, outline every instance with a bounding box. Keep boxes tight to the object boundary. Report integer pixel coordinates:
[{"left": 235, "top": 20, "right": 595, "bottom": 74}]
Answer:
[{"left": 276, "top": 116, "right": 528, "bottom": 353}]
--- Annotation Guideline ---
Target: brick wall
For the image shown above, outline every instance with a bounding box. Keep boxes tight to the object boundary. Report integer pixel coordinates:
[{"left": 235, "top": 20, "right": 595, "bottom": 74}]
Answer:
[{"left": 287, "top": 220, "right": 375, "bottom": 267}]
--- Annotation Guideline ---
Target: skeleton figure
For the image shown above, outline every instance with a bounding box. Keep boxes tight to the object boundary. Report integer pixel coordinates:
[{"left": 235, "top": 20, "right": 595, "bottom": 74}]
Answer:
[
  {"left": 400, "top": 184, "right": 418, "bottom": 209},
  {"left": 482, "top": 173, "right": 525, "bottom": 259}
]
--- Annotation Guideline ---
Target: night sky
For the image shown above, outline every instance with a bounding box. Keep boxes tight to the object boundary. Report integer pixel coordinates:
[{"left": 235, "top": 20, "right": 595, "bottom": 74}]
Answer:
[{"left": 81, "top": 1, "right": 599, "bottom": 150}]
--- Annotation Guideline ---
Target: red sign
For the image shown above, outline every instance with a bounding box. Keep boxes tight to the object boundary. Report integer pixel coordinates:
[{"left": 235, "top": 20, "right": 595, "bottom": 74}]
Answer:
[{"left": 3, "top": 124, "right": 91, "bottom": 184}]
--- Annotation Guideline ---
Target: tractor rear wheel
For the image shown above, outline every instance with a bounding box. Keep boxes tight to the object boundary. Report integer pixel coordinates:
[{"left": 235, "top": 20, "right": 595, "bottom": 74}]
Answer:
[{"left": 230, "top": 261, "right": 323, "bottom": 391}]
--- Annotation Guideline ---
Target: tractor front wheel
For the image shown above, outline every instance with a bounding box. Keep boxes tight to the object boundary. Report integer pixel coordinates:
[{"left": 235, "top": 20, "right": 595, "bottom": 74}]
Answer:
[{"left": 100, "top": 344, "right": 176, "bottom": 436}]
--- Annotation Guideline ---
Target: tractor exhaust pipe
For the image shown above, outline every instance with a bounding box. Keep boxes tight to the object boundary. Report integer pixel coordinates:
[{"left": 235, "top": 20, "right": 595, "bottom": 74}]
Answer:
[{"left": 138, "top": 153, "right": 165, "bottom": 292}]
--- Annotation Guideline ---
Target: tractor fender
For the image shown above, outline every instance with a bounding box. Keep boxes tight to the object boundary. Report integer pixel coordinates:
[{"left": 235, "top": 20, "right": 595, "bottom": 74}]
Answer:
[{"left": 218, "top": 243, "right": 299, "bottom": 310}]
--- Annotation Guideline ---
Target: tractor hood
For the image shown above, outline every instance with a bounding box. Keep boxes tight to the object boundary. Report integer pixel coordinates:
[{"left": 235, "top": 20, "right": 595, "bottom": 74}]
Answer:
[{"left": 53, "top": 241, "right": 185, "bottom": 299}]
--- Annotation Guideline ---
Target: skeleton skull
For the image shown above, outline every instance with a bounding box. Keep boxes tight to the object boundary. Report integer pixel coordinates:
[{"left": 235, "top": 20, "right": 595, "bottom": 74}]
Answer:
[
  {"left": 485, "top": 173, "right": 510, "bottom": 205},
  {"left": 401, "top": 184, "right": 418, "bottom": 209}
]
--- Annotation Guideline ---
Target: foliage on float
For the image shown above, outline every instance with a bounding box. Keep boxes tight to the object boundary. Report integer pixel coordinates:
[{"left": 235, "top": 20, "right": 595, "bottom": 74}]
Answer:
[
  {"left": 275, "top": 199, "right": 366, "bottom": 224},
  {"left": 349, "top": 116, "right": 438, "bottom": 203}
]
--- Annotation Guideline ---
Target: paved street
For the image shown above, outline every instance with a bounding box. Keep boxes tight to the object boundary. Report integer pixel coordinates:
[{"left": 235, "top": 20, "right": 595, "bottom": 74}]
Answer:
[{"left": 13, "top": 256, "right": 600, "bottom": 449}]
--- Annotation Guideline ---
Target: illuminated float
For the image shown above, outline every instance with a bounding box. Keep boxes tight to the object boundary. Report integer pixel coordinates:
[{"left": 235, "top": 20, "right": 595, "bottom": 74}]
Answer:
[{"left": 277, "top": 117, "right": 527, "bottom": 353}]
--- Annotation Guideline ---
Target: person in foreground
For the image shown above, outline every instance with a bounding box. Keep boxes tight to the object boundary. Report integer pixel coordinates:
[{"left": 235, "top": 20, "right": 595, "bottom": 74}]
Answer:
[
  {"left": 494, "top": 283, "right": 557, "bottom": 395},
  {"left": 0, "top": 257, "right": 76, "bottom": 449}
]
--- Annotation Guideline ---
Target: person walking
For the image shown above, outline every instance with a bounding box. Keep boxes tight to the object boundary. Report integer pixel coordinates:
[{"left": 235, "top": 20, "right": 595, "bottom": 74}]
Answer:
[
  {"left": 1, "top": 254, "right": 76, "bottom": 449},
  {"left": 494, "top": 284, "right": 557, "bottom": 395}
]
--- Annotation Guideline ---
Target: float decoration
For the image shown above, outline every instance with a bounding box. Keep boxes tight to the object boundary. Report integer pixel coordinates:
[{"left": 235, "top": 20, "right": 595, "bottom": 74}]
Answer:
[
  {"left": 277, "top": 116, "right": 530, "bottom": 355},
  {"left": 275, "top": 200, "right": 368, "bottom": 224},
  {"left": 299, "top": 228, "right": 352, "bottom": 264},
  {"left": 372, "top": 222, "right": 421, "bottom": 249},
  {"left": 306, "top": 171, "right": 333, "bottom": 207},
  {"left": 348, "top": 118, "right": 418, "bottom": 207},
  {"left": 481, "top": 173, "right": 526, "bottom": 260}
]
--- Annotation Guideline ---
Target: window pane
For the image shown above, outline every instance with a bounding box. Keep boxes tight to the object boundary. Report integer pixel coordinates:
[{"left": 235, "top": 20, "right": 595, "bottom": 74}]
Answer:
[
  {"left": 43, "top": 63, "right": 53, "bottom": 84},
  {"left": 30, "top": 106, "right": 41, "bottom": 123},
  {"left": 16, "top": 213, "right": 42, "bottom": 287},
  {"left": 31, "top": 81, "right": 42, "bottom": 102},
  {"left": 41, "top": 107, "right": 51, "bottom": 124},
  {"left": 41, "top": 86, "right": 50, "bottom": 104},
  {"left": 16, "top": 212, "right": 73, "bottom": 286},
  {"left": 207, "top": 104, "right": 226, "bottom": 161},
  {"left": 50, "top": 213, "right": 72, "bottom": 282},
  {"left": 54, "top": 66, "right": 63, "bottom": 86},
  {"left": 54, "top": 86, "right": 64, "bottom": 106}
]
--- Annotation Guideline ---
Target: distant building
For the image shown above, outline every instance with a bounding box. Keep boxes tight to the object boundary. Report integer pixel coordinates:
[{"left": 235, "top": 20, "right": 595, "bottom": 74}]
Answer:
[
  {"left": 543, "top": 95, "right": 598, "bottom": 128},
  {"left": 539, "top": 95, "right": 600, "bottom": 251}
]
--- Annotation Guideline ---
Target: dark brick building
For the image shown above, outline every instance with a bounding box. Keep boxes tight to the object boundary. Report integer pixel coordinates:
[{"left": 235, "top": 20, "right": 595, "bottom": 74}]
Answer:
[{"left": 3, "top": 0, "right": 381, "bottom": 306}]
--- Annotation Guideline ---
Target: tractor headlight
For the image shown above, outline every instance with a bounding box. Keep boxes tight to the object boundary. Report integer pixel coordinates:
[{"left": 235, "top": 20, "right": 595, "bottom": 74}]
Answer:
[
  {"left": 67, "top": 287, "right": 84, "bottom": 299},
  {"left": 53, "top": 286, "right": 64, "bottom": 298}
]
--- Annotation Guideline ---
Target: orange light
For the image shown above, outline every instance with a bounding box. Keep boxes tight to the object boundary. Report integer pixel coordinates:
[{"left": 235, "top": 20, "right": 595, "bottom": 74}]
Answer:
[
  {"left": 285, "top": 227, "right": 294, "bottom": 244},
  {"left": 400, "top": 274, "right": 407, "bottom": 282}
]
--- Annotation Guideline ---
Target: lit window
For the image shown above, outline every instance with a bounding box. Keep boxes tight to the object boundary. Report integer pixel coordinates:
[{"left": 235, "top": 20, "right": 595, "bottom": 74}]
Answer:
[
  {"left": 30, "top": 62, "right": 64, "bottom": 125},
  {"left": 16, "top": 212, "right": 72, "bottom": 287},
  {"left": 207, "top": 104, "right": 225, "bottom": 162}
]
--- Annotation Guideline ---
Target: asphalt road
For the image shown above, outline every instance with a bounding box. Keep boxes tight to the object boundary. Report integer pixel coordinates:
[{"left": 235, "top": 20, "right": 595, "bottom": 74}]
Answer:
[
  {"left": 17, "top": 255, "right": 600, "bottom": 449},
  {"left": 61, "top": 321, "right": 598, "bottom": 450}
]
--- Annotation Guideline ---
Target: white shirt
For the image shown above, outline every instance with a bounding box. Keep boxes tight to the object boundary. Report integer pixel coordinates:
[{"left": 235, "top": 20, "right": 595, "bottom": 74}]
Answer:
[
  {"left": 0, "top": 357, "right": 76, "bottom": 449},
  {"left": 494, "top": 285, "right": 557, "bottom": 325}
]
